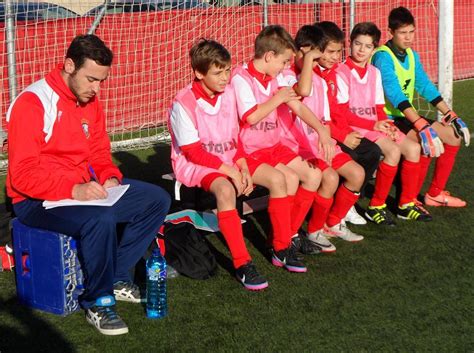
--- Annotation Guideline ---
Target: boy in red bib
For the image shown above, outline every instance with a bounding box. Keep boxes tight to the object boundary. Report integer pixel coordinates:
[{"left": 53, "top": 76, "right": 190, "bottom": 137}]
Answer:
[
  {"left": 231, "top": 25, "right": 335, "bottom": 272},
  {"left": 282, "top": 25, "right": 366, "bottom": 251},
  {"left": 310, "top": 21, "right": 385, "bottom": 225},
  {"left": 170, "top": 39, "right": 299, "bottom": 289},
  {"left": 337, "top": 22, "right": 431, "bottom": 225}
]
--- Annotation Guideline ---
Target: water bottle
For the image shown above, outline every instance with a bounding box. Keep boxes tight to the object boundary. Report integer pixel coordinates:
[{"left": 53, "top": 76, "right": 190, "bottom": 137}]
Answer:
[{"left": 146, "top": 248, "right": 167, "bottom": 319}]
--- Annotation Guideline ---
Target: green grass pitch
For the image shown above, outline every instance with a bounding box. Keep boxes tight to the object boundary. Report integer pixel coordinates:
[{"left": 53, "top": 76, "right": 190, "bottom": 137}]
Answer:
[{"left": 0, "top": 80, "right": 473, "bottom": 352}]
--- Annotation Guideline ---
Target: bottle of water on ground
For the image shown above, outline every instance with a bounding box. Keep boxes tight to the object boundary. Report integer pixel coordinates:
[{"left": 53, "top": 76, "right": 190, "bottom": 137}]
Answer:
[{"left": 146, "top": 248, "right": 167, "bottom": 319}]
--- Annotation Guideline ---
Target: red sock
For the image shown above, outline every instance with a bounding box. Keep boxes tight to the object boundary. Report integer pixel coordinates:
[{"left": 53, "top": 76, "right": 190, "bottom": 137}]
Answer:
[
  {"left": 307, "top": 193, "right": 333, "bottom": 233},
  {"left": 326, "top": 185, "right": 359, "bottom": 227},
  {"left": 217, "top": 209, "right": 251, "bottom": 269},
  {"left": 369, "top": 161, "right": 398, "bottom": 207},
  {"left": 399, "top": 160, "right": 420, "bottom": 206},
  {"left": 268, "top": 196, "right": 293, "bottom": 251},
  {"left": 416, "top": 156, "right": 432, "bottom": 196},
  {"left": 428, "top": 144, "right": 460, "bottom": 197},
  {"left": 290, "top": 186, "right": 316, "bottom": 235}
]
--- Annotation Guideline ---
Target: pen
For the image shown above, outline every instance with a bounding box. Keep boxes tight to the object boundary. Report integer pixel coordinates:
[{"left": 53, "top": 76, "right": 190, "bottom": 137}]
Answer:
[{"left": 88, "top": 163, "right": 99, "bottom": 182}]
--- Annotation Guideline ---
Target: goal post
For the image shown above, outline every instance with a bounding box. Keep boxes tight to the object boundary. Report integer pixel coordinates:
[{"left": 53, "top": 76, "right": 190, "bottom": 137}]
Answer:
[{"left": 438, "top": 0, "right": 453, "bottom": 116}]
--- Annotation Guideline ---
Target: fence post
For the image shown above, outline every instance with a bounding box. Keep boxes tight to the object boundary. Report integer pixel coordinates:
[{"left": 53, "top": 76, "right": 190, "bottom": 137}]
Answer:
[
  {"left": 438, "top": 1, "right": 453, "bottom": 120},
  {"left": 262, "top": 0, "right": 268, "bottom": 28},
  {"left": 5, "top": 0, "right": 17, "bottom": 102},
  {"left": 349, "top": 0, "right": 355, "bottom": 34}
]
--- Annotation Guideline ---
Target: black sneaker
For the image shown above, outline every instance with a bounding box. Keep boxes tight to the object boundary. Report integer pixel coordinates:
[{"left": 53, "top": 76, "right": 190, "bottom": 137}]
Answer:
[
  {"left": 272, "top": 246, "right": 307, "bottom": 273},
  {"left": 113, "top": 281, "right": 142, "bottom": 303},
  {"left": 291, "top": 231, "right": 321, "bottom": 255},
  {"left": 235, "top": 262, "right": 268, "bottom": 291},
  {"left": 85, "top": 296, "right": 129, "bottom": 336},
  {"left": 365, "top": 204, "right": 396, "bottom": 226},
  {"left": 397, "top": 202, "right": 433, "bottom": 222}
]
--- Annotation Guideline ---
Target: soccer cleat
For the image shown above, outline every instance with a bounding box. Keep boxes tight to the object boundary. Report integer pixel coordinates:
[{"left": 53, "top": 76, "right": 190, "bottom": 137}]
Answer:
[
  {"left": 307, "top": 229, "right": 336, "bottom": 253},
  {"left": 424, "top": 190, "right": 467, "bottom": 208},
  {"left": 272, "top": 246, "right": 307, "bottom": 273},
  {"left": 365, "top": 204, "right": 396, "bottom": 226},
  {"left": 235, "top": 262, "right": 268, "bottom": 291},
  {"left": 344, "top": 205, "right": 367, "bottom": 225},
  {"left": 291, "top": 231, "right": 321, "bottom": 255},
  {"left": 413, "top": 199, "right": 432, "bottom": 217},
  {"left": 113, "top": 281, "right": 143, "bottom": 303},
  {"left": 325, "top": 221, "right": 364, "bottom": 242},
  {"left": 397, "top": 202, "right": 432, "bottom": 222},
  {"left": 85, "top": 296, "right": 129, "bottom": 336}
]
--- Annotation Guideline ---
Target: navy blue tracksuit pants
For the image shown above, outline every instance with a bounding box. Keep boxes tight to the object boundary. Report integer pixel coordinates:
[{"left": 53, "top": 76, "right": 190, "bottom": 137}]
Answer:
[{"left": 13, "top": 178, "right": 171, "bottom": 309}]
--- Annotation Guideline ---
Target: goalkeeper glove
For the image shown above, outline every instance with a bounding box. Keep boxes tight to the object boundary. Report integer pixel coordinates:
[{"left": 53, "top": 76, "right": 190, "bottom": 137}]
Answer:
[
  {"left": 442, "top": 110, "right": 470, "bottom": 147},
  {"left": 414, "top": 118, "right": 444, "bottom": 157}
]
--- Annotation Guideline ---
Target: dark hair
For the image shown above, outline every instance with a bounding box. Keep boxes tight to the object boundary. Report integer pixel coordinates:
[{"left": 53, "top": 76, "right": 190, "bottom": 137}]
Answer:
[
  {"left": 388, "top": 7, "right": 415, "bottom": 30},
  {"left": 314, "top": 21, "right": 345, "bottom": 50},
  {"left": 189, "top": 39, "right": 231, "bottom": 75},
  {"left": 66, "top": 34, "right": 113, "bottom": 70},
  {"left": 350, "top": 22, "right": 381, "bottom": 47},
  {"left": 254, "top": 25, "right": 297, "bottom": 59},
  {"left": 295, "top": 25, "right": 325, "bottom": 50}
]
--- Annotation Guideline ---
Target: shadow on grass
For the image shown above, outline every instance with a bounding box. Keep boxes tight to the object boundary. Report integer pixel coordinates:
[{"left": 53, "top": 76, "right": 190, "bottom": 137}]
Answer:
[
  {"left": 0, "top": 297, "right": 75, "bottom": 353},
  {"left": 113, "top": 145, "right": 285, "bottom": 273}
]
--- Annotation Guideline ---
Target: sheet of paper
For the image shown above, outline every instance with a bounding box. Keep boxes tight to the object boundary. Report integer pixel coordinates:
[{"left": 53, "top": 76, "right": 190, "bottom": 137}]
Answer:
[{"left": 42, "top": 184, "right": 130, "bottom": 209}]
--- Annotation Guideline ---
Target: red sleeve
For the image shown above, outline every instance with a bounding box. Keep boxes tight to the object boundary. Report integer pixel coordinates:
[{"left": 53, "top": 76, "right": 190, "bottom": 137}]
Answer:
[
  {"left": 7, "top": 93, "right": 78, "bottom": 200},
  {"left": 88, "top": 100, "right": 123, "bottom": 184},
  {"left": 340, "top": 102, "right": 376, "bottom": 130},
  {"left": 376, "top": 104, "right": 388, "bottom": 121},
  {"left": 232, "top": 138, "right": 248, "bottom": 164},
  {"left": 327, "top": 103, "right": 349, "bottom": 142},
  {"left": 181, "top": 141, "right": 223, "bottom": 169},
  {"left": 240, "top": 104, "right": 258, "bottom": 127},
  {"left": 329, "top": 120, "right": 348, "bottom": 143}
]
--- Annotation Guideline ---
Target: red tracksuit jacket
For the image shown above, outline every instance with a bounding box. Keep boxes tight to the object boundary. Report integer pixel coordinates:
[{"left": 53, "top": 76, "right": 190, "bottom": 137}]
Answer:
[{"left": 6, "top": 65, "right": 122, "bottom": 203}]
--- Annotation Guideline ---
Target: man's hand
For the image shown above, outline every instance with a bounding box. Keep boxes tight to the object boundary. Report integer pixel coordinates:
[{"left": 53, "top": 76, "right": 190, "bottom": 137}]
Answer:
[
  {"left": 72, "top": 182, "right": 108, "bottom": 201},
  {"left": 343, "top": 131, "right": 362, "bottom": 149},
  {"left": 442, "top": 110, "right": 470, "bottom": 147},
  {"left": 103, "top": 177, "right": 120, "bottom": 189},
  {"left": 275, "top": 87, "right": 301, "bottom": 105},
  {"left": 414, "top": 118, "right": 444, "bottom": 157}
]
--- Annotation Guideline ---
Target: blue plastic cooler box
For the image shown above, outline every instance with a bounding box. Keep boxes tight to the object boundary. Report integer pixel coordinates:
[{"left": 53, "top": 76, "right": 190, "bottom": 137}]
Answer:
[{"left": 12, "top": 219, "right": 84, "bottom": 316}]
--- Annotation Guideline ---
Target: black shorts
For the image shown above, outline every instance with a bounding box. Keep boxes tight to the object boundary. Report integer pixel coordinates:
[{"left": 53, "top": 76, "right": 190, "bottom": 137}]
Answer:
[{"left": 393, "top": 117, "right": 435, "bottom": 135}]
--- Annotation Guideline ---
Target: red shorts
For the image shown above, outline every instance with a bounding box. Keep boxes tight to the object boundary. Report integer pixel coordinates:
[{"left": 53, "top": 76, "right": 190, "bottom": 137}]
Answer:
[
  {"left": 309, "top": 151, "right": 352, "bottom": 171},
  {"left": 200, "top": 157, "right": 264, "bottom": 192},
  {"left": 249, "top": 143, "right": 298, "bottom": 167}
]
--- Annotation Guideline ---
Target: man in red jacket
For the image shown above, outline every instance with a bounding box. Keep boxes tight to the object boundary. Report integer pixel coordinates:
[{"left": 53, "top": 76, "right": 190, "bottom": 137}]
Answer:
[{"left": 7, "top": 34, "right": 170, "bottom": 335}]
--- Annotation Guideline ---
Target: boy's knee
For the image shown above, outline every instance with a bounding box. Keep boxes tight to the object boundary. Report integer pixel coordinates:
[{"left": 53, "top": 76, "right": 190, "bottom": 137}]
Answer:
[
  {"left": 302, "top": 166, "right": 321, "bottom": 190},
  {"left": 384, "top": 144, "right": 401, "bottom": 164},
  {"left": 323, "top": 168, "right": 339, "bottom": 189},
  {"left": 268, "top": 170, "right": 287, "bottom": 191},
  {"left": 214, "top": 182, "right": 237, "bottom": 202},
  {"left": 285, "top": 169, "right": 300, "bottom": 188},
  {"left": 348, "top": 165, "right": 365, "bottom": 190},
  {"left": 405, "top": 140, "right": 421, "bottom": 160}
]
